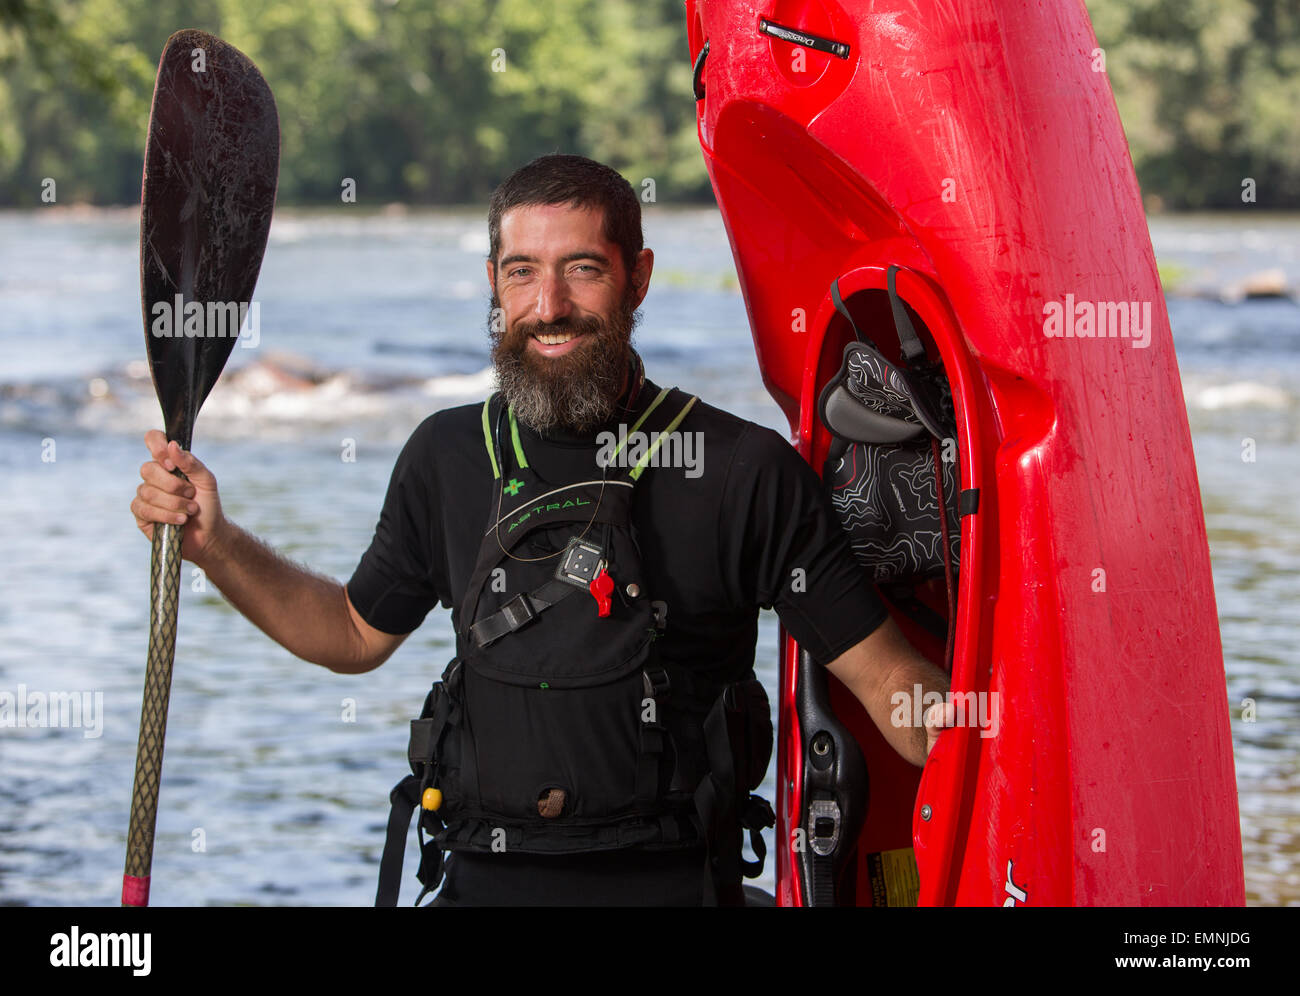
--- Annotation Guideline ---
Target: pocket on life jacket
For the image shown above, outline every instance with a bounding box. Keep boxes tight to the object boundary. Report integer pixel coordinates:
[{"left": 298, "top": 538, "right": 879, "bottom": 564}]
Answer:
[
  {"left": 407, "top": 659, "right": 464, "bottom": 786},
  {"left": 458, "top": 661, "right": 661, "bottom": 821},
  {"left": 724, "top": 677, "right": 774, "bottom": 793}
]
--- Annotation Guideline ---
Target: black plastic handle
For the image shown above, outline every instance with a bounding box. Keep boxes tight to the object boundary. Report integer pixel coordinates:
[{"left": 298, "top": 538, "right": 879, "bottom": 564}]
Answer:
[{"left": 693, "top": 40, "right": 709, "bottom": 101}]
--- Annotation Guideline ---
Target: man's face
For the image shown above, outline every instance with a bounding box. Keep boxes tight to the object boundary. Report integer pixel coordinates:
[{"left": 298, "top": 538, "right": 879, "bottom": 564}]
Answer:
[{"left": 487, "top": 203, "right": 652, "bottom": 435}]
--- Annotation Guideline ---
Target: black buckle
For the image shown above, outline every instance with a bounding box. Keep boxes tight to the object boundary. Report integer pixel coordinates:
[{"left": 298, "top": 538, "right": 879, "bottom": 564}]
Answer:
[
  {"left": 499, "top": 593, "right": 537, "bottom": 630},
  {"left": 643, "top": 667, "right": 672, "bottom": 700}
]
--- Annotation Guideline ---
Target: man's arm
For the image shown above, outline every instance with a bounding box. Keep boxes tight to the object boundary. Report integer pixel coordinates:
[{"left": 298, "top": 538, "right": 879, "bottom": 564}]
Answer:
[
  {"left": 721, "top": 422, "right": 955, "bottom": 768},
  {"left": 200, "top": 518, "right": 408, "bottom": 673},
  {"left": 825, "top": 616, "right": 952, "bottom": 767},
  {"left": 131, "top": 433, "right": 406, "bottom": 673}
]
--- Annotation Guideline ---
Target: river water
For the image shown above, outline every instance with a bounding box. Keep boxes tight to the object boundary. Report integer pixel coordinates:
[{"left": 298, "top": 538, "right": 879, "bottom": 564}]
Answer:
[{"left": 0, "top": 208, "right": 1295, "bottom": 906}]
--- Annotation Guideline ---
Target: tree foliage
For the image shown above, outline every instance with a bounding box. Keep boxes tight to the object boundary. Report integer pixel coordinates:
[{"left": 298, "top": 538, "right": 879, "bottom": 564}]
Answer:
[
  {"left": 1, "top": 0, "right": 1296, "bottom": 208},
  {"left": 1088, "top": 0, "right": 1300, "bottom": 207}
]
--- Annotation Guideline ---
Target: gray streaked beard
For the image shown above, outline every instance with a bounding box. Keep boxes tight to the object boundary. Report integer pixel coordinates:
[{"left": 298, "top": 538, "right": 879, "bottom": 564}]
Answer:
[{"left": 488, "top": 292, "right": 639, "bottom": 436}]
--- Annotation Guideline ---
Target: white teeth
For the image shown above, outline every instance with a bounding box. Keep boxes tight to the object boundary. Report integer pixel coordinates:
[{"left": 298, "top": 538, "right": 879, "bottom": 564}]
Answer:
[{"left": 535, "top": 332, "right": 576, "bottom": 345}]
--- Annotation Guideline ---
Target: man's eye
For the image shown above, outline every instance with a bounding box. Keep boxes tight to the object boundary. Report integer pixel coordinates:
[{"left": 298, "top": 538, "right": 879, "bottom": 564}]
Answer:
[{"left": 509, "top": 268, "right": 531, "bottom": 278}]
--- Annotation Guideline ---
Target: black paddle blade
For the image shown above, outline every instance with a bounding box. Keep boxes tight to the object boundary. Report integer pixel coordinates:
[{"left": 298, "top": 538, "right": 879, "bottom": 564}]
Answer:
[{"left": 140, "top": 28, "right": 279, "bottom": 449}]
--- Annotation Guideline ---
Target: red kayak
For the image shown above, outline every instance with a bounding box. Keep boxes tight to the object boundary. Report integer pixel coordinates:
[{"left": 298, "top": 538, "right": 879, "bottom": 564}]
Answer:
[{"left": 687, "top": 0, "right": 1245, "bottom": 905}]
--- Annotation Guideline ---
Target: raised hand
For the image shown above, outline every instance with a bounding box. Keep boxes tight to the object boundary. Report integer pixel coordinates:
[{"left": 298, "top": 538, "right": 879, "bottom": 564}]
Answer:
[{"left": 131, "top": 430, "right": 227, "bottom": 565}]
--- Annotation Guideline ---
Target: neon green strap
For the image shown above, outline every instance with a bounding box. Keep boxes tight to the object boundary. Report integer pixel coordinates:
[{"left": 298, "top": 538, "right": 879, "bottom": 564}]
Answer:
[
  {"left": 630, "top": 395, "right": 698, "bottom": 481},
  {"left": 609, "top": 388, "right": 670, "bottom": 464},
  {"left": 486, "top": 388, "right": 694, "bottom": 481},
  {"left": 507, "top": 405, "right": 529, "bottom": 469},
  {"left": 481, "top": 398, "right": 499, "bottom": 479}
]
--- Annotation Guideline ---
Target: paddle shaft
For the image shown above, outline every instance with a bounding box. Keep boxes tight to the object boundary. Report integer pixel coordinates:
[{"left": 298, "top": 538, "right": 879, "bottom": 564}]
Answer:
[{"left": 122, "top": 504, "right": 186, "bottom": 907}]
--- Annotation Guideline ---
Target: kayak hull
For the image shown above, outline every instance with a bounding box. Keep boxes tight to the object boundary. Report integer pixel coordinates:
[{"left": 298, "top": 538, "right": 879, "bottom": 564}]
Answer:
[{"left": 689, "top": 0, "right": 1244, "bottom": 906}]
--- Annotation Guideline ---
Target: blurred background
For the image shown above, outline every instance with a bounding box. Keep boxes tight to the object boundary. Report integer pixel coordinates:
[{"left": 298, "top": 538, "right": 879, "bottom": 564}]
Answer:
[{"left": 0, "top": 0, "right": 1295, "bottom": 906}]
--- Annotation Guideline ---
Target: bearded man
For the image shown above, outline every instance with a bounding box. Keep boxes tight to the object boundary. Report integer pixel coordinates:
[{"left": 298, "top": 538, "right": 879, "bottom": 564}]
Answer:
[{"left": 130, "top": 154, "right": 951, "bottom": 907}]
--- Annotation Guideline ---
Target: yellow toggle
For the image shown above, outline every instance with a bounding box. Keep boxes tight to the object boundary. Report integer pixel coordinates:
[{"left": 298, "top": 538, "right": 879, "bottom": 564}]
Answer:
[{"left": 422, "top": 788, "right": 443, "bottom": 811}]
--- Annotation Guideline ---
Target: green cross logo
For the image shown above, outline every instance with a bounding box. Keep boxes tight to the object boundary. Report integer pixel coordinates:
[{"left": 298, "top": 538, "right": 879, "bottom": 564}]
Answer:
[{"left": 504, "top": 477, "right": 524, "bottom": 496}]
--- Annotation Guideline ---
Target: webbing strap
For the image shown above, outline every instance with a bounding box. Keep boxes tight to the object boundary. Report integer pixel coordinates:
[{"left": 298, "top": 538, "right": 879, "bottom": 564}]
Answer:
[
  {"left": 831, "top": 276, "right": 866, "bottom": 344},
  {"left": 630, "top": 395, "right": 698, "bottom": 481},
  {"left": 376, "top": 775, "right": 421, "bottom": 906},
  {"left": 468, "top": 578, "right": 579, "bottom": 648},
  {"left": 483, "top": 387, "right": 693, "bottom": 483},
  {"left": 609, "top": 387, "right": 670, "bottom": 464},
  {"left": 412, "top": 807, "right": 446, "bottom": 906},
  {"left": 480, "top": 399, "right": 499, "bottom": 480},
  {"left": 507, "top": 405, "right": 529, "bottom": 469},
  {"left": 932, "top": 435, "right": 957, "bottom": 673},
  {"left": 478, "top": 395, "right": 531, "bottom": 479},
  {"left": 635, "top": 711, "right": 665, "bottom": 808},
  {"left": 644, "top": 663, "right": 722, "bottom": 709},
  {"left": 887, "top": 264, "right": 929, "bottom": 367}
]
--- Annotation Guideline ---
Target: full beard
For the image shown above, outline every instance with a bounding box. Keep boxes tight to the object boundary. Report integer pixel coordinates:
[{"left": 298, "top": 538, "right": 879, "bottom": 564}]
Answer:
[{"left": 488, "top": 292, "right": 639, "bottom": 436}]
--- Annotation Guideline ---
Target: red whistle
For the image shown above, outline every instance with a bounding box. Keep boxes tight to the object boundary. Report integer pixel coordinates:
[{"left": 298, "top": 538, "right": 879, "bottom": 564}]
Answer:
[{"left": 589, "top": 569, "right": 613, "bottom": 617}]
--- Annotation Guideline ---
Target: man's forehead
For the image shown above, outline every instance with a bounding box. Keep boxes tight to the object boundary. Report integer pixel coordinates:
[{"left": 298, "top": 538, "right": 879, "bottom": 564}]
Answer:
[{"left": 497, "top": 202, "right": 614, "bottom": 255}]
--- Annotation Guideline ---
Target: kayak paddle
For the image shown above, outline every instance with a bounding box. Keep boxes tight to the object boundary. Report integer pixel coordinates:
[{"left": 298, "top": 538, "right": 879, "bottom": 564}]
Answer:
[{"left": 122, "top": 28, "right": 278, "bottom": 907}]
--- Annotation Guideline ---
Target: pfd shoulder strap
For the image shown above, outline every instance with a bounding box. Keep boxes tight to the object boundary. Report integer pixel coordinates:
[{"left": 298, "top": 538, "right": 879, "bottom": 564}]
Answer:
[
  {"left": 479, "top": 388, "right": 699, "bottom": 484},
  {"left": 606, "top": 387, "right": 699, "bottom": 483},
  {"left": 480, "top": 394, "right": 529, "bottom": 480}
]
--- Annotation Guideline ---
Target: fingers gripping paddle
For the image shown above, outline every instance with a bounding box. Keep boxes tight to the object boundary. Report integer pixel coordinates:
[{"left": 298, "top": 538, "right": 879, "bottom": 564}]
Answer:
[{"left": 123, "top": 29, "right": 278, "bottom": 907}]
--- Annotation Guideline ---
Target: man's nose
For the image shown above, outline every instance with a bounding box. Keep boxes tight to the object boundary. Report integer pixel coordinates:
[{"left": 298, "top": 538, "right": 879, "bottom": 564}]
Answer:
[{"left": 533, "top": 271, "right": 573, "bottom": 323}]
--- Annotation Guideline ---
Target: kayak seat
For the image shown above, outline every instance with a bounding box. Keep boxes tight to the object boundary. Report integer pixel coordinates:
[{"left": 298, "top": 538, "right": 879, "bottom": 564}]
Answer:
[{"left": 819, "top": 266, "right": 961, "bottom": 586}]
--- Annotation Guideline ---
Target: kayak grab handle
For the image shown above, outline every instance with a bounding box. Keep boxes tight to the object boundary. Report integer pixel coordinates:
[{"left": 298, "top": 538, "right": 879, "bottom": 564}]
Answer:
[
  {"left": 693, "top": 40, "right": 709, "bottom": 101},
  {"left": 758, "top": 18, "right": 850, "bottom": 60},
  {"left": 795, "top": 647, "right": 868, "bottom": 905}
]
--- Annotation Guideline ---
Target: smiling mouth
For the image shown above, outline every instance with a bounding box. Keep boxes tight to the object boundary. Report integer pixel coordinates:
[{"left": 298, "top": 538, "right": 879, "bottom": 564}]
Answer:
[{"left": 533, "top": 331, "right": 581, "bottom": 345}]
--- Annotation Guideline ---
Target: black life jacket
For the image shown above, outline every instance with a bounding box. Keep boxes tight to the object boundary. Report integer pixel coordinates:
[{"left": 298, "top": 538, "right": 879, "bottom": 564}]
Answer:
[{"left": 376, "top": 385, "right": 774, "bottom": 906}]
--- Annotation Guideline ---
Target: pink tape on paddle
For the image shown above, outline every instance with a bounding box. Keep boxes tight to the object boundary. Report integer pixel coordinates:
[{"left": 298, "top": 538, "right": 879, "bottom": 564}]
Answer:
[{"left": 122, "top": 875, "right": 151, "bottom": 906}]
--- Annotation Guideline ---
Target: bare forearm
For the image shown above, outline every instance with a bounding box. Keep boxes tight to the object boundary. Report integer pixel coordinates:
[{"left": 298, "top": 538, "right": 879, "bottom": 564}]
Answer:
[
  {"left": 827, "top": 617, "right": 950, "bottom": 767},
  {"left": 869, "top": 655, "right": 950, "bottom": 767},
  {"left": 198, "top": 520, "right": 368, "bottom": 672}
]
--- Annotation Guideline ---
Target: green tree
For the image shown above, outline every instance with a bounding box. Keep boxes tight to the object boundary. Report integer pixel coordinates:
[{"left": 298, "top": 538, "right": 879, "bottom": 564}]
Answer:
[
  {"left": 3, "top": 0, "right": 1295, "bottom": 209},
  {"left": 1088, "top": 0, "right": 1300, "bottom": 207}
]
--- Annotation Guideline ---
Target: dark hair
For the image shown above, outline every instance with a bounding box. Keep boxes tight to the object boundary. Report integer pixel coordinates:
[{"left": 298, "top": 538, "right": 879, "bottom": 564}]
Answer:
[{"left": 487, "top": 154, "right": 643, "bottom": 282}]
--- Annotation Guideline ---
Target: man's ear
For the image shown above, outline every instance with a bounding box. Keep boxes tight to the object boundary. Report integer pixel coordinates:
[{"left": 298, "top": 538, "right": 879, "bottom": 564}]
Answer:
[
  {"left": 486, "top": 258, "right": 496, "bottom": 291},
  {"left": 630, "top": 248, "right": 654, "bottom": 308}
]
